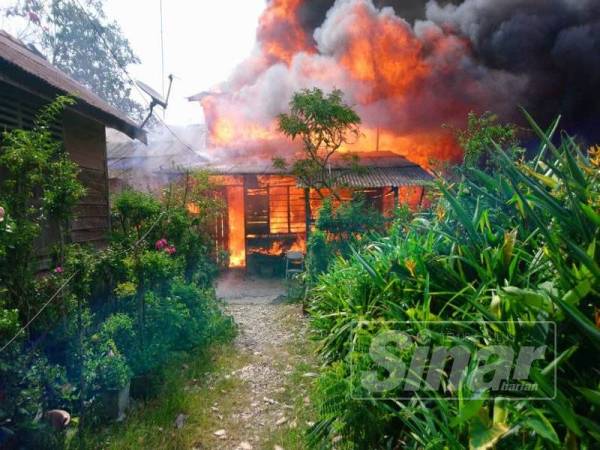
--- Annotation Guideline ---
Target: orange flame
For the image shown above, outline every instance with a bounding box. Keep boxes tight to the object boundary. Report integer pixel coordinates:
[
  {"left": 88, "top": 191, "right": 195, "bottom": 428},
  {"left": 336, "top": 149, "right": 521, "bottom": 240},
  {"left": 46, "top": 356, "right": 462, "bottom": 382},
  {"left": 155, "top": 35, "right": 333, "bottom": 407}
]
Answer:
[
  {"left": 257, "top": 0, "right": 313, "bottom": 65},
  {"left": 186, "top": 203, "right": 200, "bottom": 215},
  {"left": 226, "top": 185, "right": 246, "bottom": 267},
  {"left": 198, "top": 0, "right": 472, "bottom": 167}
]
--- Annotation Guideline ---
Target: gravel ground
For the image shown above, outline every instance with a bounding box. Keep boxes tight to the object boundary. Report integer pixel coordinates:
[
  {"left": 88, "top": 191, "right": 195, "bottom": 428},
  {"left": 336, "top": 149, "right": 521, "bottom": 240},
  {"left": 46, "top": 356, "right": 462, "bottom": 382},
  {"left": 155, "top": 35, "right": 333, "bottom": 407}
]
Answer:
[
  {"left": 200, "top": 274, "right": 313, "bottom": 450},
  {"left": 216, "top": 270, "right": 286, "bottom": 305}
]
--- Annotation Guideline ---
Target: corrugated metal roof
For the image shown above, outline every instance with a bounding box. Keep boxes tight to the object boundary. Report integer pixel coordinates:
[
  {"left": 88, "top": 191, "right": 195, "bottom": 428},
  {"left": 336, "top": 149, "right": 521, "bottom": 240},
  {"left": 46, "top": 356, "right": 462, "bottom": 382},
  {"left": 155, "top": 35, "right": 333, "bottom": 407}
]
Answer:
[
  {"left": 211, "top": 151, "right": 419, "bottom": 175},
  {"left": 213, "top": 151, "right": 432, "bottom": 187},
  {"left": 298, "top": 166, "right": 433, "bottom": 188},
  {"left": 0, "top": 30, "right": 145, "bottom": 142}
]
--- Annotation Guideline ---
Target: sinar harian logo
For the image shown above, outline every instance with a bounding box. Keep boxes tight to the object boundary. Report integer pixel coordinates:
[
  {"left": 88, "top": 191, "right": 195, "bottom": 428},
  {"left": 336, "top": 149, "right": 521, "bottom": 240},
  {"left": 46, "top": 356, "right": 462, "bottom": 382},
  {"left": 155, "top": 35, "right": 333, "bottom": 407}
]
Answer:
[{"left": 351, "top": 321, "right": 556, "bottom": 400}]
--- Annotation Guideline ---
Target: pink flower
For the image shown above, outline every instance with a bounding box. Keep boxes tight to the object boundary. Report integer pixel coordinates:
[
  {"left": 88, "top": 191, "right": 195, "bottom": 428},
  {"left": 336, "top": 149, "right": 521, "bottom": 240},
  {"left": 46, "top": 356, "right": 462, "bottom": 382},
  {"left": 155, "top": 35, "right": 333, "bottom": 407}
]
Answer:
[
  {"left": 155, "top": 238, "right": 168, "bottom": 250},
  {"left": 54, "top": 266, "right": 63, "bottom": 274},
  {"left": 0, "top": 206, "right": 4, "bottom": 223},
  {"left": 165, "top": 246, "right": 176, "bottom": 255}
]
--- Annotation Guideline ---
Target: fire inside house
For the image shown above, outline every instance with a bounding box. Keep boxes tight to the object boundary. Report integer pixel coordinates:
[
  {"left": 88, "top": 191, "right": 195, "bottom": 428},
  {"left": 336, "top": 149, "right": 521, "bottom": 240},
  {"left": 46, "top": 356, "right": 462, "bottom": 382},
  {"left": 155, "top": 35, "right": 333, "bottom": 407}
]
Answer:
[
  {"left": 112, "top": 0, "right": 600, "bottom": 272},
  {"left": 204, "top": 151, "right": 431, "bottom": 270}
]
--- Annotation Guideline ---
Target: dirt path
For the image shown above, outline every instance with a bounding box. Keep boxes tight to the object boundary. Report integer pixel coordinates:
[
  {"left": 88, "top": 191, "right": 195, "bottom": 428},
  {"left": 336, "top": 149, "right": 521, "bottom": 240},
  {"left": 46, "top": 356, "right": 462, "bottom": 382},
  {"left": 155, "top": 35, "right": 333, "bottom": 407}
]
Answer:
[
  {"left": 192, "top": 301, "right": 317, "bottom": 450},
  {"left": 84, "top": 274, "right": 316, "bottom": 450}
]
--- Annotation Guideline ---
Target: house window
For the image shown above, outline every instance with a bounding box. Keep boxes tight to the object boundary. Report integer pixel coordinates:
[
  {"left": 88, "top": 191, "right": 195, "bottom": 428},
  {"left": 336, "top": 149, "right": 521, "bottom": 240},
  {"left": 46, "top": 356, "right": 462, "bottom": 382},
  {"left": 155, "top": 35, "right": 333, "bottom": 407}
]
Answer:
[
  {"left": 269, "top": 185, "right": 306, "bottom": 234},
  {"left": 0, "top": 82, "right": 64, "bottom": 139}
]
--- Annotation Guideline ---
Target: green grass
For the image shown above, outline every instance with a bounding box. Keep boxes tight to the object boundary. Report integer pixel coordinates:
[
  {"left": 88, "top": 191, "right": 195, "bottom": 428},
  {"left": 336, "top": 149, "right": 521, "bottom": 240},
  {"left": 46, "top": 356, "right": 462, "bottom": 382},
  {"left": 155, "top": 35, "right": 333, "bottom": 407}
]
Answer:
[{"left": 80, "top": 343, "right": 251, "bottom": 450}]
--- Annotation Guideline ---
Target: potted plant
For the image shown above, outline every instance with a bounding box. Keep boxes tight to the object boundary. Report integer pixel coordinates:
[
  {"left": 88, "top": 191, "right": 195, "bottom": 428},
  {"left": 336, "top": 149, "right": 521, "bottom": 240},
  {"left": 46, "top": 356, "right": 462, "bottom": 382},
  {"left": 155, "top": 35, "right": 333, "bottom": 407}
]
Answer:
[{"left": 85, "top": 341, "right": 131, "bottom": 422}]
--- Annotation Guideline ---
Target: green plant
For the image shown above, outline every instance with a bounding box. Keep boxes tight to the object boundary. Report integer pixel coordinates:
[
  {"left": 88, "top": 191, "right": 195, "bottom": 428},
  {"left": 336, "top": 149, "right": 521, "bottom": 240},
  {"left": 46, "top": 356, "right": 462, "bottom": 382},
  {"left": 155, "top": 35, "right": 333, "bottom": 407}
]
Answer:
[
  {"left": 0, "top": 96, "right": 84, "bottom": 312},
  {"left": 276, "top": 88, "right": 361, "bottom": 198},
  {"left": 1, "top": 111, "right": 234, "bottom": 444},
  {"left": 306, "top": 230, "right": 329, "bottom": 280},
  {"left": 307, "top": 112, "right": 600, "bottom": 449},
  {"left": 85, "top": 341, "right": 131, "bottom": 392},
  {"left": 112, "top": 190, "right": 161, "bottom": 242},
  {"left": 455, "top": 111, "right": 520, "bottom": 171},
  {"left": 316, "top": 196, "right": 385, "bottom": 240}
]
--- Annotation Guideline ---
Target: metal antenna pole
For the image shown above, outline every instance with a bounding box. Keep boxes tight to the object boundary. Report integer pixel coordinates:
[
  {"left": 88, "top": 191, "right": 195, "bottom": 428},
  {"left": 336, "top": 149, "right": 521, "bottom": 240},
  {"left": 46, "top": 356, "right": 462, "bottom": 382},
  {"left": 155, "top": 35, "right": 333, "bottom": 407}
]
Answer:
[{"left": 160, "top": 0, "right": 166, "bottom": 118}]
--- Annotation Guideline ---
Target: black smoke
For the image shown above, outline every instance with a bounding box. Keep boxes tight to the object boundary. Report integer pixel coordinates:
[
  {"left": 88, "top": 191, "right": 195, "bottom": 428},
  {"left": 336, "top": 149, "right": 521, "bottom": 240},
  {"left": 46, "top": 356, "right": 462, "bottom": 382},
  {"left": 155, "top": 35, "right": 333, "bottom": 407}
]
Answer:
[
  {"left": 426, "top": 0, "right": 600, "bottom": 138},
  {"left": 294, "top": 0, "right": 600, "bottom": 140},
  {"left": 297, "top": 0, "right": 462, "bottom": 30}
]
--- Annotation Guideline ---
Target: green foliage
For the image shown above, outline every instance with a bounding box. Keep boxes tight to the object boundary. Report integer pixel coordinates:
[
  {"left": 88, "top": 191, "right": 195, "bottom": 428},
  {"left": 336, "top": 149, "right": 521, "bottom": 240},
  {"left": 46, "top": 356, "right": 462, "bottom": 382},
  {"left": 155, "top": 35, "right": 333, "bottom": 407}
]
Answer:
[
  {"left": 307, "top": 114, "right": 600, "bottom": 448},
  {"left": 0, "top": 102, "right": 235, "bottom": 446},
  {"left": 277, "top": 88, "right": 361, "bottom": 195},
  {"left": 85, "top": 337, "right": 131, "bottom": 391},
  {"left": 456, "top": 111, "right": 519, "bottom": 171},
  {"left": 113, "top": 190, "right": 161, "bottom": 240},
  {"left": 306, "top": 230, "right": 329, "bottom": 280},
  {"left": 303, "top": 197, "right": 385, "bottom": 285},
  {"left": 5, "top": 0, "right": 144, "bottom": 119},
  {"left": 0, "top": 96, "right": 84, "bottom": 309},
  {"left": 316, "top": 196, "right": 385, "bottom": 239}
]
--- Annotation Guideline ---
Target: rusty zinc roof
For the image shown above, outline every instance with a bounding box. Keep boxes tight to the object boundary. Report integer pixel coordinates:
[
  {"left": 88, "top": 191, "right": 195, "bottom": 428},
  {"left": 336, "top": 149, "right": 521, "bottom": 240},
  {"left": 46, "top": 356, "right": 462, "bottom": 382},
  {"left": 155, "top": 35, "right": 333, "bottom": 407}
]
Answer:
[
  {"left": 319, "top": 165, "right": 434, "bottom": 188},
  {"left": 209, "top": 151, "right": 433, "bottom": 187},
  {"left": 0, "top": 30, "right": 146, "bottom": 142}
]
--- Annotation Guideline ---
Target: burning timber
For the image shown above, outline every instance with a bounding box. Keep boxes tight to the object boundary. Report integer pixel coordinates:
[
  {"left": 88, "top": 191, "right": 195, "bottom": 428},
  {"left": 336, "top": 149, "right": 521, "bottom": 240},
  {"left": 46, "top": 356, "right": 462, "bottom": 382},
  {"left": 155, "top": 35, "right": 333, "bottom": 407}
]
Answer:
[
  {"left": 209, "top": 151, "right": 432, "bottom": 270},
  {"left": 108, "top": 135, "right": 432, "bottom": 271}
]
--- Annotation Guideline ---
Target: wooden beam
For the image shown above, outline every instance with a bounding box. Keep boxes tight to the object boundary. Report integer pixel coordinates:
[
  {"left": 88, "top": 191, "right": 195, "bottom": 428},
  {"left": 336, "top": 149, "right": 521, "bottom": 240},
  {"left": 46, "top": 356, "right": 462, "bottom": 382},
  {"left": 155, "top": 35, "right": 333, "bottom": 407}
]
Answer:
[
  {"left": 304, "top": 188, "right": 311, "bottom": 240},
  {"left": 393, "top": 186, "right": 399, "bottom": 209},
  {"left": 418, "top": 186, "right": 426, "bottom": 208}
]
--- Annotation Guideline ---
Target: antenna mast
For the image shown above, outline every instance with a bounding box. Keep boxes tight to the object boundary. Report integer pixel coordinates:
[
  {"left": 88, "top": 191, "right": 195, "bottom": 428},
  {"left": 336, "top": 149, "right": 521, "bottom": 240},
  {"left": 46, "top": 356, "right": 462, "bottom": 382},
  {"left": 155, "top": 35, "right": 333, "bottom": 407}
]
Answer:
[{"left": 160, "top": 0, "right": 166, "bottom": 116}]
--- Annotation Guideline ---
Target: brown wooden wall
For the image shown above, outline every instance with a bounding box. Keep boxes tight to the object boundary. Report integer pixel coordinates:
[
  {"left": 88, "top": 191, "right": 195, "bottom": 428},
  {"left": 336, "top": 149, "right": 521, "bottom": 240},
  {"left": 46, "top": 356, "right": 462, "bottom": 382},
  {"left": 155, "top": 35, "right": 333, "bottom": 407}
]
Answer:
[
  {"left": 0, "top": 81, "right": 111, "bottom": 257},
  {"left": 63, "top": 110, "right": 110, "bottom": 246}
]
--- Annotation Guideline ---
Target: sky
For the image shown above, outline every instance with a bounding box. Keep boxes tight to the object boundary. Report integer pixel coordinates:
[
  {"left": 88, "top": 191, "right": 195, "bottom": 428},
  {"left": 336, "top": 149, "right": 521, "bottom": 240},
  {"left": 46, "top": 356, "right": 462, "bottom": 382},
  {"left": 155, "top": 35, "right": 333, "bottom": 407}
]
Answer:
[
  {"left": 0, "top": 0, "right": 266, "bottom": 125},
  {"left": 104, "top": 0, "right": 265, "bottom": 125}
]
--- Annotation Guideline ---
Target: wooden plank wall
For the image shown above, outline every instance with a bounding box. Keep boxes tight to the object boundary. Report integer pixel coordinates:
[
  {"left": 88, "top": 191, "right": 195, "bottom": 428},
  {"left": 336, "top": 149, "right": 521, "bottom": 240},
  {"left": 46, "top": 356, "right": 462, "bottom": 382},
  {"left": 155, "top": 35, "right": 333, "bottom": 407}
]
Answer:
[
  {"left": 0, "top": 81, "right": 111, "bottom": 254},
  {"left": 63, "top": 110, "right": 110, "bottom": 246}
]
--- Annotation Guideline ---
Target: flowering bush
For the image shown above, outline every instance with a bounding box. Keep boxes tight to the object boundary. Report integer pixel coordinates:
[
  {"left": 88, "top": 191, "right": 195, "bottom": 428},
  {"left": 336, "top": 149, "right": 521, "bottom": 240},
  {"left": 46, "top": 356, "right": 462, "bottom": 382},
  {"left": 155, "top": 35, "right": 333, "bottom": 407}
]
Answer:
[
  {"left": 155, "top": 238, "right": 168, "bottom": 250},
  {"left": 0, "top": 99, "right": 234, "bottom": 446}
]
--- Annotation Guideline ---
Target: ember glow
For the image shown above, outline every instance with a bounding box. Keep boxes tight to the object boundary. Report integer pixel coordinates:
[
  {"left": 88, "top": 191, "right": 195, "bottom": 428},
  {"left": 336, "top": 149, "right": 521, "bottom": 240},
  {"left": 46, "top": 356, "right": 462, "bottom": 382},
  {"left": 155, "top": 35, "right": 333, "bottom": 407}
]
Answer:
[
  {"left": 198, "top": 0, "right": 525, "bottom": 167},
  {"left": 197, "top": 0, "right": 600, "bottom": 167}
]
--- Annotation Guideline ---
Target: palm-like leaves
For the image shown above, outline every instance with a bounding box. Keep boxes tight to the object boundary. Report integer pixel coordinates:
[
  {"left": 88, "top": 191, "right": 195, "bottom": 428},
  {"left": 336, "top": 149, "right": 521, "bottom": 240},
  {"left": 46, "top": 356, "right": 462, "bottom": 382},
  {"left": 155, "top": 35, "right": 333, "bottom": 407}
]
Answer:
[{"left": 307, "top": 114, "right": 600, "bottom": 449}]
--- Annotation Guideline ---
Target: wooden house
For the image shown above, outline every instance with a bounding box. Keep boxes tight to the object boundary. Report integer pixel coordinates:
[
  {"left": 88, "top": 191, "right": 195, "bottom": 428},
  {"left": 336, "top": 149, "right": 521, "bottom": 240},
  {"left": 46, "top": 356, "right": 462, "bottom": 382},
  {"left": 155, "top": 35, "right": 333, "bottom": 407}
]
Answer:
[
  {"left": 0, "top": 30, "right": 145, "bottom": 256},
  {"left": 107, "top": 133, "right": 433, "bottom": 270},
  {"left": 207, "top": 151, "right": 433, "bottom": 269}
]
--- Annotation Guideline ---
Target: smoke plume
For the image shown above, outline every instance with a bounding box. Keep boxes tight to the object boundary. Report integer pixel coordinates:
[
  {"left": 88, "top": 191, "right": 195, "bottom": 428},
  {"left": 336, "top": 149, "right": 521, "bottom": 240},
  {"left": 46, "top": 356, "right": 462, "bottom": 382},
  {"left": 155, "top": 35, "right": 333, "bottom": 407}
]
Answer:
[{"left": 198, "top": 0, "right": 600, "bottom": 167}]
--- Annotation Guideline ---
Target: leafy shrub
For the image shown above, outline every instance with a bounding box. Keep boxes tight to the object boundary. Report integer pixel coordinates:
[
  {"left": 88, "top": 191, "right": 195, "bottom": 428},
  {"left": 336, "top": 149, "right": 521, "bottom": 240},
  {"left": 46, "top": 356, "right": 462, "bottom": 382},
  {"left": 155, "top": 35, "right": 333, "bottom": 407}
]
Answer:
[
  {"left": 306, "top": 230, "right": 329, "bottom": 280},
  {"left": 455, "top": 111, "right": 520, "bottom": 171},
  {"left": 112, "top": 190, "right": 161, "bottom": 242},
  {"left": 0, "top": 98, "right": 234, "bottom": 446},
  {"left": 307, "top": 114, "right": 600, "bottom": 449},
  {"left": 316, "top": 196, "right": 385, "bottom": 240},
  {"left": 0, "top": 96, "right": 84, "bottom": 311},
  {"left": 84, "top": 340, "right": 131, "bottom": 392}
]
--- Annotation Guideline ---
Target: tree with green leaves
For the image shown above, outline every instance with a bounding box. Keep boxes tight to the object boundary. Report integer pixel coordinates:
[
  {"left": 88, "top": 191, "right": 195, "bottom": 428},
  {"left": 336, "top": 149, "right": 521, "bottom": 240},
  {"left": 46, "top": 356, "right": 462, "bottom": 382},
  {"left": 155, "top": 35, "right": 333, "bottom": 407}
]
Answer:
[
  {"left": 455, "top": 111, "right": 520, "bottom": 171},
  {"left": 275, "top": 88, "right": 361, "bottom": 198},
  {"left": 0, "top": 96, "right": 85, "bottom": 316},
  {"left": 3, "top": 0, "right": 143, "bottom": 119}
]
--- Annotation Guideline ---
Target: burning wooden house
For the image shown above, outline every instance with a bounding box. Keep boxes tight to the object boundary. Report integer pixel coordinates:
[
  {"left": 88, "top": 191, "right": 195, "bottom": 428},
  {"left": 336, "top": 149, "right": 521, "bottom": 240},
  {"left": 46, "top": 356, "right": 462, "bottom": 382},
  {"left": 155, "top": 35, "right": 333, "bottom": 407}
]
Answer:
[
  {"left": 107, "top": 125, "right": 432, "bottom": 271},
  {"left": 206, "top": 151, "right": 432, "bottom": 270}
]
